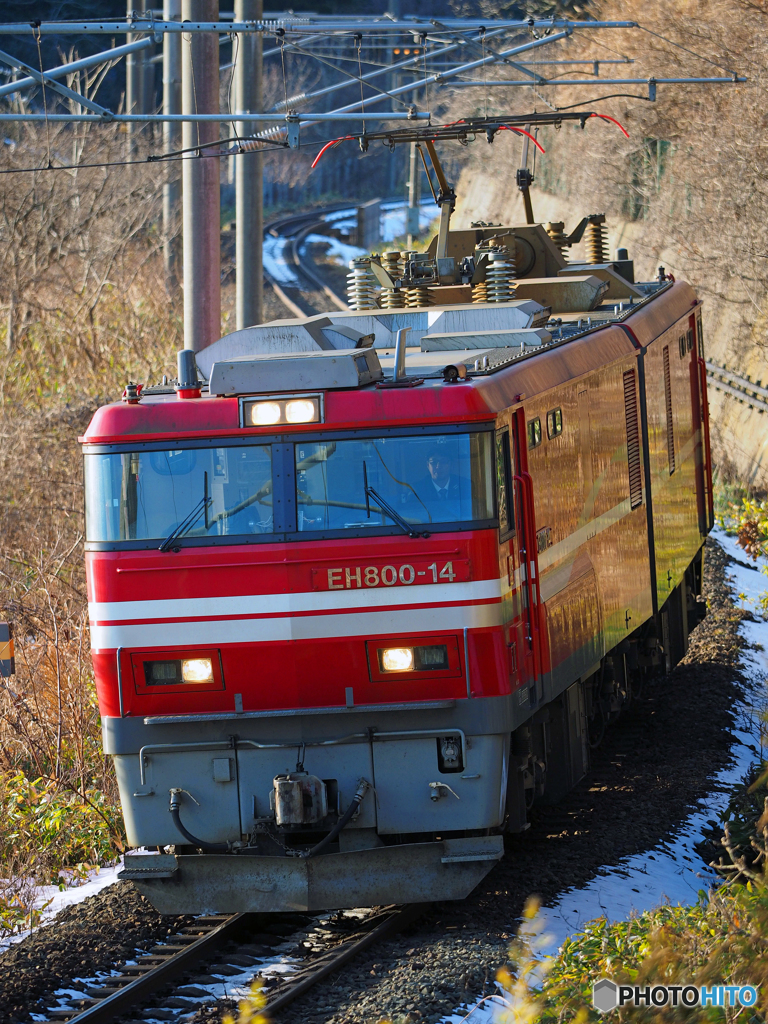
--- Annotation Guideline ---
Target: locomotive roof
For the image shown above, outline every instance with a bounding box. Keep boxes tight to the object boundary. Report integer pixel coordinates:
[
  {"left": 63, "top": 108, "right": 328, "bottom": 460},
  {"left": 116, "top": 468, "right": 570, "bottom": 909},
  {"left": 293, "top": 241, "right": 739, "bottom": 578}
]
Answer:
[{"left": 80, "top": 280, "right": 699, "bottom": 446}]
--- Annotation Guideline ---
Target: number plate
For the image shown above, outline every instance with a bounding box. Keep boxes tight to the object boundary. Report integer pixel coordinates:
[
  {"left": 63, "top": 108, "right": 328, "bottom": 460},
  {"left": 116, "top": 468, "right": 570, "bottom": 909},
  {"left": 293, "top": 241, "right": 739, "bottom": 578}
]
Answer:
[{"left": 312, "top": 559, "right": 471, "bottom": 591}]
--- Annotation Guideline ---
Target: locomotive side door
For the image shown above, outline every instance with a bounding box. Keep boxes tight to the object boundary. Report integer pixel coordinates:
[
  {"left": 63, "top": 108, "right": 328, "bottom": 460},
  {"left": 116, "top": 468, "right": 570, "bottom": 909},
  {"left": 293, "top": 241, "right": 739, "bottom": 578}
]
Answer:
[
  {"left": 495, "top": 419, "right": 522, "bottom": 696},
  {"left": 512, "top": 408, "right": 544, "bottom": 703},
  {"left": 496, "top": 411, "right": 542, "bottom": 706}
]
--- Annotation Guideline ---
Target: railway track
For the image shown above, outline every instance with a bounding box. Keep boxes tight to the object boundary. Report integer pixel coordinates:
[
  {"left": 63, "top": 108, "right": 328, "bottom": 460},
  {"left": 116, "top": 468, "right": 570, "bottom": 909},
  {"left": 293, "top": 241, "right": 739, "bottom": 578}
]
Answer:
[
  {"left": 264, "top": 204, "right": 352, "bottom": 319},
  {"left": 48, "top": 905, "right": 418, "bottom": 1024},
  {"left": 705, "top": 361, "right": 768, "bottom": 413}
]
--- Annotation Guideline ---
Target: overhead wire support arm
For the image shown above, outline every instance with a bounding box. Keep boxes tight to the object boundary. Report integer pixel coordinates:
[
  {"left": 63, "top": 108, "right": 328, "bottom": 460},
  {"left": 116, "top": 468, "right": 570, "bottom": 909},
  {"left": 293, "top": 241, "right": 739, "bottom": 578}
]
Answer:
[
  {"left": 0, "top": 48, "right": 115, "bottom": 116},
  {"left": 429, "top": 20, "right": 549, "bottom": 85},
  {"left": 0, "top": 19, "right": 639, "bottom": 36},
  {"left": 268, "top": 26, "right": 510, "bottom": 114},
  {"left": 0, "top": 38, "right": 155, "bottom": 99},
  {"left": 0, "top": 111, "right": 432, "bottom": 125}
]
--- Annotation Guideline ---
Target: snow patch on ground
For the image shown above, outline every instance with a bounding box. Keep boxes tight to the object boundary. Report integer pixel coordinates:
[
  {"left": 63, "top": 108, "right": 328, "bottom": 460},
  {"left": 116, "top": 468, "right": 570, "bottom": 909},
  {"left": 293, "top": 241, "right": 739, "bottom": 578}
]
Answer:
[
  {"left": 263, "top": 233, "right": 300, "bottom": 287},
  {"left": 29, "top": 948, "right": 300, "bottom": 1023},
  {"left": 0, "top": 859, "right": 124, "bottom": 953},
  {"left": 300, "top": 234, "right": 366, "bottom": 267},
  {"left": 263, "top": 200, "right": 436, "bottom": 289}
]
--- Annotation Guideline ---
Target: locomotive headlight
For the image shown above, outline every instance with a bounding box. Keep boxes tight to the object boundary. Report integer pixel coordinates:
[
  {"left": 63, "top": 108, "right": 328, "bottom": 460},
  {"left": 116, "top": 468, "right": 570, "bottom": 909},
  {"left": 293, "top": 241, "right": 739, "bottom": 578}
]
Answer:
[
  {"left": 285, "top": 398, "right": 319, "bottom": 424},
  {"left": 181, "top": 657, "right": 214, "bottom": 683},
  {"left": 244, "top": 396, "right": 322, "bottom": 427},
  {"left": 380, "top": 647, "right": 414, "bottom": 672},
  {"left": 250, "top": 401, "right": 282, "bottom": 425}
]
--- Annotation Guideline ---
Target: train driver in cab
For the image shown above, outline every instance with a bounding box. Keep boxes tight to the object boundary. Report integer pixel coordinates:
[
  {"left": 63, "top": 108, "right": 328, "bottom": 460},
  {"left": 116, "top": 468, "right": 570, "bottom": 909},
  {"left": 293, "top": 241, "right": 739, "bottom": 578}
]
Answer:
[{"left": 414, "top": 443, "right": 471, "bottom": 517}]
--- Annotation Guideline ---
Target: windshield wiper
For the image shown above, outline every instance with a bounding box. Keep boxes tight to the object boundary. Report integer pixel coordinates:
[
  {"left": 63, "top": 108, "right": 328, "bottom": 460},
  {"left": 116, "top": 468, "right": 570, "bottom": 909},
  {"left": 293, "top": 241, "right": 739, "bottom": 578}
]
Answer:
[
  {"left": 159, "top": 472, "right": 212, "bottom": 552},
  {"left": 363, "top": 462, "right": 429, "bottom": 539}
]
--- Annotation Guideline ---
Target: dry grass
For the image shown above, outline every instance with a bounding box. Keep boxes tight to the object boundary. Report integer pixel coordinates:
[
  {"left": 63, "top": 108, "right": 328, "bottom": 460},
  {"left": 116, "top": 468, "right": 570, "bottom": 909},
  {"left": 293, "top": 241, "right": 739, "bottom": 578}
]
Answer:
[{"left": 0, "top": 124, "right": 182, "bottom": 913}]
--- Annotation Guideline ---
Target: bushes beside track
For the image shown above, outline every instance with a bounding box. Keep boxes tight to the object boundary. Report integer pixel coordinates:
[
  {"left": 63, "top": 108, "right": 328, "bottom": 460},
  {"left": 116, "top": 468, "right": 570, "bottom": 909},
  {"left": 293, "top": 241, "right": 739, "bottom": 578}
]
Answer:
[{"left": 492, "top": 772, "right": 768, "bottom": 1022}]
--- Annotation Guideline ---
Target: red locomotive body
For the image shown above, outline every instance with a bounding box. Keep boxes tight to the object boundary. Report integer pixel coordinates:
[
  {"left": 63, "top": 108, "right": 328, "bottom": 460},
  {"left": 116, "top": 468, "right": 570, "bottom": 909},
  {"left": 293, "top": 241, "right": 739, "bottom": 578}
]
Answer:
[{"left": 83, "top": 220, "right": 711, "bottom": 912}]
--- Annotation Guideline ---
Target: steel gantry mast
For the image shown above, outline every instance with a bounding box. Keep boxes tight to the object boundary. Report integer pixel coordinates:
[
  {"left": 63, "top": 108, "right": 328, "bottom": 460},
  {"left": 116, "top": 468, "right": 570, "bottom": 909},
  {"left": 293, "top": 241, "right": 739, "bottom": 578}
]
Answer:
[{"left": 0, "top": 13, "right": 747, "bottom": 354}]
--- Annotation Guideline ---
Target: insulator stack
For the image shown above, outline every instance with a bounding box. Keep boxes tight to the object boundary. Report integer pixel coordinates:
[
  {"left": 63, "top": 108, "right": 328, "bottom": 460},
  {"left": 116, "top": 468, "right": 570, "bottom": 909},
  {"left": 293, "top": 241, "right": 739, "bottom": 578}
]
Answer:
[
  {"left": 405, "top": 254, "right": 433, "bottom": 307},
  {"left": 471, "top": 239, "right": 496, "bottom": 303},
  {"left": 485, "top": 247, "right": 516, "bottom": 303},
  {"left": 346, "top": 257, "right": 378, "bottom": 310},
  {"left": 585, "top": 215, "right": 609, "bottom": 264},
  {"left": 380, "top": 251, "right": 405, "bottom": 308},
  {"left": 406, "top": 286, "right": 432, "bottom": 308},
  {"left": 546, "top": 221, "right": 569, "bottom": 262}
]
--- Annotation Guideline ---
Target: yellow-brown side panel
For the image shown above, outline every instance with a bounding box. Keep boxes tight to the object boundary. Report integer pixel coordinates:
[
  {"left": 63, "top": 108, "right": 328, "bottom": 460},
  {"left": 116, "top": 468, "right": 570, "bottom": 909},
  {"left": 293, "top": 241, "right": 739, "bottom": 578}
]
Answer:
[
  {"left": 526, "top": 353, "right": 653, "bottom": 696},
  {"left": 643, "top": 315, "right": 704, "bottom": 608}
]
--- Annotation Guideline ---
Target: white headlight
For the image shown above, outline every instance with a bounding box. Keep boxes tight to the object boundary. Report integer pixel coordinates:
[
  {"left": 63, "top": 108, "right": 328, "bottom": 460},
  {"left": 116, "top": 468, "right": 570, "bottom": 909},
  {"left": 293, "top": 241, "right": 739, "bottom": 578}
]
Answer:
[
  {"left": 380, "top": 647, "right": 414, "bottom": 672},
  {"left": 285, "top": 398, "right": 318, "bottom": 424},
  {"left": 181, "top": 657, "right": 214, "bottom": 683},
  {"left": 251, "top": 401, "right": 282, "bottom": 425}
]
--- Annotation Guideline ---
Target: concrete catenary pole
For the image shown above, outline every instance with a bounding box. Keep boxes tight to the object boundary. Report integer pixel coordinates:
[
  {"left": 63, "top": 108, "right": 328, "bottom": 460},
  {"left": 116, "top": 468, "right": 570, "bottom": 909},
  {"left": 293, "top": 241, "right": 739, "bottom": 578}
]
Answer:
[
  {"left": 181, "top": 0, "right": 221, "bottom": 352},
  {"left": 235, "top": 0, "right": 263, "bottom": 329},
  {"left": 126, "top": 0, "right": 148, "bottom": 142},
  {"left": 163, "top": 0, "right": 182, "bottom": 293}
]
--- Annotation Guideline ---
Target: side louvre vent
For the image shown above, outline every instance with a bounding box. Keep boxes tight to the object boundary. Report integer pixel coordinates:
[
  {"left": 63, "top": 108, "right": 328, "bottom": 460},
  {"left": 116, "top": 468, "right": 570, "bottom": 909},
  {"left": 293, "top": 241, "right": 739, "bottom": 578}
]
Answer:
[
  {"left": 623, "top": 369, "right": 643, "bottom": 509},
  {"left": 663, "top": 345, "right": 676, "bottom": 474}
]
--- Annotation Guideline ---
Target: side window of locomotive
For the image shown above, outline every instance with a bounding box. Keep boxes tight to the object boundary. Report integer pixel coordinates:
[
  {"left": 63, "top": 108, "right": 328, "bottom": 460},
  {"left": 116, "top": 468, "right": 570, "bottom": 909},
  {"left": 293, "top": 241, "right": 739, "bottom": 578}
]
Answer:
[
  {"left": 546, "top": 408, "right": 562, "bottom": 439},
  {"left": 495, "top": 428, "right": 514, "bottom": 540},
  {"left": 84, "top": 444, "right": 274, "bottom": 542},
  {"left": 527, "top": 417, "right": 542, "bottom": 449},
  {"left": 294, "top": 432, "right": 494, "bottom": 532}
]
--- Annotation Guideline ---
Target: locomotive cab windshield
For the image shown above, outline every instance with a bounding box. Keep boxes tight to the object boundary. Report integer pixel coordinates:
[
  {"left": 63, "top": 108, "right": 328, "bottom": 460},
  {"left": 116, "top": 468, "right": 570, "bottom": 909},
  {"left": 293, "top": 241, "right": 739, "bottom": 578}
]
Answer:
[{"left": 83, "top": 429, "right": 496, "bottom": 546}]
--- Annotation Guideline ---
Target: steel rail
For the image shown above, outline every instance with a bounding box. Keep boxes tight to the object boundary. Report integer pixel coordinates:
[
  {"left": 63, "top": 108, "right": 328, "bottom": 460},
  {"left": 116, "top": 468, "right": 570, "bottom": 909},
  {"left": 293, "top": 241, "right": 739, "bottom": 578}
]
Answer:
[
  {"left": 706, "top": 363, "right": 768, "bottom": 414},
  {"left": 65, "top": 913, "right": 247, "bottom": 1023},
  {"left": 263, "top": 906, "right": 422, "bottom": 1015},
  {"left": 291, "top": 221, "right": 350, "bottom": 312}
]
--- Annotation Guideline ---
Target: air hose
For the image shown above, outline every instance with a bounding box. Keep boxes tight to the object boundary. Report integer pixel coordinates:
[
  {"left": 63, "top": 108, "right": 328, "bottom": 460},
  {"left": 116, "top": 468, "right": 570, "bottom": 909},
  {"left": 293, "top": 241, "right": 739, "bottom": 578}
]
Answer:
[
  {"left": 169, "top": 788, "right": 230, "bottom": 853},
  {"left": 304, "top": 778, "right": 371, "bottom": 859}
]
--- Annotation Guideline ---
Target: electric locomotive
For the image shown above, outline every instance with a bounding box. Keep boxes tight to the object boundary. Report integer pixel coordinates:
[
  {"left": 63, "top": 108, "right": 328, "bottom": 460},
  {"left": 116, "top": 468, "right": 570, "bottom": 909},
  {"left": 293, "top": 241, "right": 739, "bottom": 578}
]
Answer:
[{"left": 83, "top": 119, "right": 713, "bottom": 914}]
